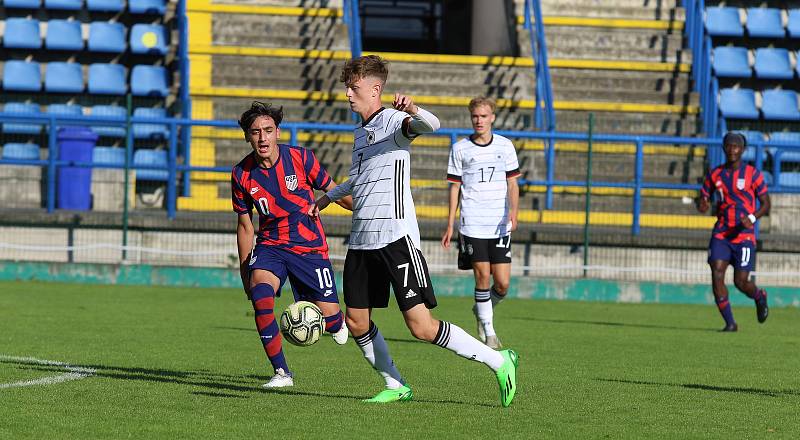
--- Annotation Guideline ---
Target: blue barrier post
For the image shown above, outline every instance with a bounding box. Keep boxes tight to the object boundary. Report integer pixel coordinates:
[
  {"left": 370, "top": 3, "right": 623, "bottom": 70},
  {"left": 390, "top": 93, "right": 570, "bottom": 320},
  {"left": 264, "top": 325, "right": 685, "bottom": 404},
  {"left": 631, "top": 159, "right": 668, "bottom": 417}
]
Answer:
[
  {"left": 632, "top": 139, "right": 644, "bottom": 235},
  {"left": 167, "top": 121, "right": 178, "bottom": 219},
  {"left": 46, "top": 115, "right": 58, "bottom": 213},
  {"left": 545, "top": 131, "right": 555, "bottom": 209}
]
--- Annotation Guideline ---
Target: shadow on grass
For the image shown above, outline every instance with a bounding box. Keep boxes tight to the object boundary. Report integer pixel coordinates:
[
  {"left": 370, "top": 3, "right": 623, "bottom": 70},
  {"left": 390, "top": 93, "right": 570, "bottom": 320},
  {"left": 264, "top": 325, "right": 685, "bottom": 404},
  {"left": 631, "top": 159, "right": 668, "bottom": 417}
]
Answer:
[
  {"left": 596, "top": 377, "right": 800, "bottom": 398},
  {"left": 1, "top": 358, "right": 496, "bottom": 407},
  {"left": 510, "top": 316, "right": 717, "bottom": 332}
]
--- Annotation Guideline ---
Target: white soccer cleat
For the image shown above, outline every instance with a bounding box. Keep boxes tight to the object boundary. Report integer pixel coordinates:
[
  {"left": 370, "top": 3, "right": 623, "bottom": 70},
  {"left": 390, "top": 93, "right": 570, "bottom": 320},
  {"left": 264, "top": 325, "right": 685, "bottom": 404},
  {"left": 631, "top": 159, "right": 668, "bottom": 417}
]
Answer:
[
  {"left": 262, "top": 368, "right": 293, "bottom": 388},
  {"left": 331, "top": 321, "right": 349, "bottom": 345},
  {"left": 472, "top": 303, "right": 486, "bottom": 342}
]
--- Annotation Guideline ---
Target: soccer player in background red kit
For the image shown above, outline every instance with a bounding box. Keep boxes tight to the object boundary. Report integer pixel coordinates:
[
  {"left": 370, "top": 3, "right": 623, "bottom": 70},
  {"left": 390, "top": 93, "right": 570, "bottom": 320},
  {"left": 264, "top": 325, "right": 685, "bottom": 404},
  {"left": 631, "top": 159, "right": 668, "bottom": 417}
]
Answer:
[
  {"left": 697, "top": 132, "right": 770, "bottom": 332},
  {"left": 232, "top": 101, "right": 352, "bottom": 387}
]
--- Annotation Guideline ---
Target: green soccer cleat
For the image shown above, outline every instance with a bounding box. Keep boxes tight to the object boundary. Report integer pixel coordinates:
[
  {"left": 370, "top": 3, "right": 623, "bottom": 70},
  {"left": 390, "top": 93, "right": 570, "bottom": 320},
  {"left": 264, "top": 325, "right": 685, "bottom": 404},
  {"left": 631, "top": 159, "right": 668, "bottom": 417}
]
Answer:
[
  {"left": 362, "top": 385, "right": 413, "bottom": 403},
  {"left": 496, "top": 349, "right": 518, "bottom": 407}
]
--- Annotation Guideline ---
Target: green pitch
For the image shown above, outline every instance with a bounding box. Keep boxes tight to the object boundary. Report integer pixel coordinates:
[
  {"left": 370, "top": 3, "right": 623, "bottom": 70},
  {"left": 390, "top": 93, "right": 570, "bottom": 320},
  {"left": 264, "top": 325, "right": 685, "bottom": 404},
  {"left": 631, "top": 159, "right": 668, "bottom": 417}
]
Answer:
[{"left": 1, "top": 281, "right": 798, "bottom": 439}]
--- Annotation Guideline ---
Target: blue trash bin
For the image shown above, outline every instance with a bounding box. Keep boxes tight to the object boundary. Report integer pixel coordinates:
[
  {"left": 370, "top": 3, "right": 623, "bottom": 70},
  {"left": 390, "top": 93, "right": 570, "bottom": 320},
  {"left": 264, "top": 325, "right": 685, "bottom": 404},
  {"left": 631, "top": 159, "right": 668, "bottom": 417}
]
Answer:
[{"left": 57, "top": 127, "right": 98, "bottom": 210}]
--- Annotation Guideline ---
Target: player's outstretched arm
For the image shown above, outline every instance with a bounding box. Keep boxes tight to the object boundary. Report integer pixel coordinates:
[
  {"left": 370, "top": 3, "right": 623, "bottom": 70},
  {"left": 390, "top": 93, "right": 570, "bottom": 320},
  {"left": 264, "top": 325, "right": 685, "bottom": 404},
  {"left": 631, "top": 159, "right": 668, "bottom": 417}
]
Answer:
[
  {"left": 394, "top": 93, "right": 440, "bottom": 136},
  {"left": 236, "top": 213, "right": 255, "bottom": 299},
  {"left": 309, "top": 179, "right": 353, "bottom": 218},
  {"left": 323, "top": 180, "right": 353, "bottom": 211}
]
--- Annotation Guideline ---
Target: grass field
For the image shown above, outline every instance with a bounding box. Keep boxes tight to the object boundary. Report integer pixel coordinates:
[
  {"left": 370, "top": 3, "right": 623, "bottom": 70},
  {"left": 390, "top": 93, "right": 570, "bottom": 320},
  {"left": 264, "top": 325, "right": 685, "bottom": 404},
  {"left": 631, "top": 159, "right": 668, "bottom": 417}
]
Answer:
[{"left": 1, "top": 280, "right": 798, "bottom": 439}]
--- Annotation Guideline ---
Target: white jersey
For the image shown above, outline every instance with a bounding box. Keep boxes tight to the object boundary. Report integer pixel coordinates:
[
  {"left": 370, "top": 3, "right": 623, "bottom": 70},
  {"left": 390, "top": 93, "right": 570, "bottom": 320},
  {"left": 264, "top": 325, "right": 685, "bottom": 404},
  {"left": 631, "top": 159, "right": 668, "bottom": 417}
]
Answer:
[
  {"left": 447, "top": 134, "right": 520, "bottom": 239},
  {"left": 328, "top": 108, "right": 421, "bottom": 250}
]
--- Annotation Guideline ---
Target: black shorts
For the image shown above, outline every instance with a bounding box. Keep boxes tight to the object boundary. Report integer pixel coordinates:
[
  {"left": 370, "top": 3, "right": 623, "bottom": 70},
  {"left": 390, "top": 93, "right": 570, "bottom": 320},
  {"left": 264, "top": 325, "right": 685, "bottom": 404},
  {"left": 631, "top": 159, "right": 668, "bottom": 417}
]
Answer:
[
  {"left": 343, "top": 236, "right": 437, "bottom": 312},
  {"left": 458, "top": 234, "right": 512, "bottom": 269}
]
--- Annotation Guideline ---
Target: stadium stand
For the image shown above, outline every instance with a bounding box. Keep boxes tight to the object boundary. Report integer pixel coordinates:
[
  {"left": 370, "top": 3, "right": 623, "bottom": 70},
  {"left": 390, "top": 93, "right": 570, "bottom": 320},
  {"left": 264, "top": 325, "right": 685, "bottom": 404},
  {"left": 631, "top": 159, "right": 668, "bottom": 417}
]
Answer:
[
  {"left": 89, "top": 105, "right": 127, "bottom": 137},
  {"left": 3, "top": 18, "right": 42, "bottom": 49},
  {"left": 130, "top": 65, "right": 169, "bottom": 97},
  {"left": 129, "top": 0, "right": 166, "bottom": 15},
  {"left": 45, "top": 62, "right": 84, "bottom": 93},
  {"left": 45, "top": 19, "right": 84, "bottom": 51},
  {"left": 789, "top": 10, "right": 800, "bottom": 38},
  {"left": 761, "top": 90, "right": 800, "bottom": 121},
  {"left": 133, "top": 149, "right": 168, "bottom": 181},
  {"left": 88, "top": 21, "right": 127, "bottom": 53},
  {"left": 47, "top": 103, "right": 83, "bottom": 118},
  {"left": 44, "top": 0, "right": 82, "bottom": 10},
  {"left": 745, "top": 7, "right": 784, "bottom": 39},
  {"left": 754, "top": 48, "right": 792, "bottom": 80},
  {"left": 132, "top": 107, "right": 170, "bottom": 139},
  {"left": 1, "top": 102, "right": 42, "bottom": 134},
  {"left": 720, "top": 88, "right": 759, "bottom": 119},
  {"left": 3, "top": 0, "right": 42, "bottom": 8},
  {"left": 92, "top": 146, "right": 125, "bottom": 165},
  {"left": 2, "top": 61, "right": 42, "bottom": 92},
  {"left": 705, "top": 7, "right": 744, "bottom": 37}
]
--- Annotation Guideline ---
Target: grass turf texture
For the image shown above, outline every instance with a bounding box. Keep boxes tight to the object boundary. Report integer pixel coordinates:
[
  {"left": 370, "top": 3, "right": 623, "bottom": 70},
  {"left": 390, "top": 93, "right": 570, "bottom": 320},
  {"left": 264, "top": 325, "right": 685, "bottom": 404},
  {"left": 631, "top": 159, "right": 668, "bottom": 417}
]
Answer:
[{"left": 1, "top": 280, "right": 798, "bottom": 439}]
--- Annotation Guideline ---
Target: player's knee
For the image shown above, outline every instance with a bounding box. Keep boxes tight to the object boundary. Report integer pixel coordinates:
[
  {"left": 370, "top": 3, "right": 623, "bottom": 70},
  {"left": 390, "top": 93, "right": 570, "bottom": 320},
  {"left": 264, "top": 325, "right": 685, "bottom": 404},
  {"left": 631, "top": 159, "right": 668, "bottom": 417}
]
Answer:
[
  {"left": 407, "top": 320, "right": 437, "bottom": 342},
  {"left": 710, "top": 269, "right": 726, "bottom": 281},
  {"left": 345, "top": 314, "right": 369, "bottom": 337},
  {"left": 733, "top": 277, "right": 749, "bottom": 292},
  {"left": 493, "top": 281, "right": 510, "bottom": 294}
]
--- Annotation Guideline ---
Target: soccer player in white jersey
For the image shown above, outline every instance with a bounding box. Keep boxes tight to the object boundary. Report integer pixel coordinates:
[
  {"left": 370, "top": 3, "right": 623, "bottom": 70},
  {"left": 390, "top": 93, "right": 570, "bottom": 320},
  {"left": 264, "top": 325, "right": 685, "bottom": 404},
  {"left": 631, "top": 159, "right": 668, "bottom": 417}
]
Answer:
[
  {"left": 309, "top": 55, "right": 518, "bottom": 407},
  {"left": 441, "top": 97, "right": 520, "bottom": 349}
]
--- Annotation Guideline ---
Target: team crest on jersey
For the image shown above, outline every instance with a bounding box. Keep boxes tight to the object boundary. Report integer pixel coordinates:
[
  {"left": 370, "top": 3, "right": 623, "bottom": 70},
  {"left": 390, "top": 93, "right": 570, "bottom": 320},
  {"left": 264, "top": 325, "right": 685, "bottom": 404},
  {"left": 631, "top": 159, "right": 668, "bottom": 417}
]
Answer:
[
  {"left": 736, "top": 178, "right": 746, "bottom": 190},
  {"left": 284, "top": 175, "right": 298, "bottom": 191},
  {"left": 366, "top": 130, "right": 376, "bottom": 145}
]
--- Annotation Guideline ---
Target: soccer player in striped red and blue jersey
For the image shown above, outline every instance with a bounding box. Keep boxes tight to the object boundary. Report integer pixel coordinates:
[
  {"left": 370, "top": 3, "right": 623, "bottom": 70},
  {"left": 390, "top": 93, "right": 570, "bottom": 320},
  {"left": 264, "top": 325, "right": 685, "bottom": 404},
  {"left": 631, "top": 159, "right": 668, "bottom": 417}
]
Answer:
[
  {"left": 232, "top": 101, "right": 352, "bottom": 388},
  {"left": 697, "top": 132, "right": 770, "bottom": 332}
]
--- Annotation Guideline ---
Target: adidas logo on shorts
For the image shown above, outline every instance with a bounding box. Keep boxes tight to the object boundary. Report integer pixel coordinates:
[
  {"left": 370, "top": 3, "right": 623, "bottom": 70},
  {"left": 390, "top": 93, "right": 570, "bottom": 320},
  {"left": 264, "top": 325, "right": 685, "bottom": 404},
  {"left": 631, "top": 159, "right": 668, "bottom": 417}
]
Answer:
[{"left": 405, "top": 290, "right": 417, "bottom": 299}]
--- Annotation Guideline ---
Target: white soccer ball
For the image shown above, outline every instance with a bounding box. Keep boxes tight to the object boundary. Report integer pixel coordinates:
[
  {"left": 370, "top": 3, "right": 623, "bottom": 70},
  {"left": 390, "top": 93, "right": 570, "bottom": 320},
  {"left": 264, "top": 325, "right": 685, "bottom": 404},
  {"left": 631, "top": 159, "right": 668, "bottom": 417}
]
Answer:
[{"left": 279, "top": 301, "right": 324, "bottom": 347}]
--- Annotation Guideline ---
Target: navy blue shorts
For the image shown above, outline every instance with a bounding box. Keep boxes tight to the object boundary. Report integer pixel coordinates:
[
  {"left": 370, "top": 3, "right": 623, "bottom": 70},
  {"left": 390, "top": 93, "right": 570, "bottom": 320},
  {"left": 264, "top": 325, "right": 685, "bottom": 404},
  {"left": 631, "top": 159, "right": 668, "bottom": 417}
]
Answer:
[
  {"left": 249, "top": 245, "right": 340, "bottom": 303},
  {"left": 708, "top": 237, "right": 756, "bottom": 272}
]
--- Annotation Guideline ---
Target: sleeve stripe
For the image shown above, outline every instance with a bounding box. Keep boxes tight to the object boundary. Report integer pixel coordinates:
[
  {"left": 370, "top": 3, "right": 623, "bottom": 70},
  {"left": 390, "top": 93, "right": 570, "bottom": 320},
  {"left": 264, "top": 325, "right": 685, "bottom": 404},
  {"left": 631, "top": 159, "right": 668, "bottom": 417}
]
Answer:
[
  {"left": 446, "top": 173, "right": 462, "bottom": 183},
  {"left": 506, "top": 168, "right": 521, "bottom": 178}
]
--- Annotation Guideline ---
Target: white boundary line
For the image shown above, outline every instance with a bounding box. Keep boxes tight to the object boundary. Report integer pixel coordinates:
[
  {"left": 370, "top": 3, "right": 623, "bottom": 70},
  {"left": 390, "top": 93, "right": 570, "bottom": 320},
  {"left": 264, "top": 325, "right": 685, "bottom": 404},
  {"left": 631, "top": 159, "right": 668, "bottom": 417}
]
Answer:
[{"left": 0, "top": 355, "right": 95, "bottom": 389}]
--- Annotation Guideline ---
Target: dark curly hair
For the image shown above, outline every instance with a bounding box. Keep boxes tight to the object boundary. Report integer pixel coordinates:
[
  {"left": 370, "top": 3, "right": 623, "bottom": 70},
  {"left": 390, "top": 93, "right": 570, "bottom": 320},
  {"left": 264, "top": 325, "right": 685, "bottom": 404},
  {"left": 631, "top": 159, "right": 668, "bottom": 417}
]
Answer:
[{"left": 238, "top": 101, "right": 283, "bottom": 137}]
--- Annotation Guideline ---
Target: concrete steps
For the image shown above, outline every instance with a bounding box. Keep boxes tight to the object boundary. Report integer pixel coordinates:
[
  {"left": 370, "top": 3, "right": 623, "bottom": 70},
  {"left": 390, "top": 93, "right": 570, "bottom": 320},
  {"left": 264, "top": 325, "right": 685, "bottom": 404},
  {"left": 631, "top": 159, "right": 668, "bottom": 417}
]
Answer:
[{"left": 211, "top": 13, "right": 349, "bottom": 50}]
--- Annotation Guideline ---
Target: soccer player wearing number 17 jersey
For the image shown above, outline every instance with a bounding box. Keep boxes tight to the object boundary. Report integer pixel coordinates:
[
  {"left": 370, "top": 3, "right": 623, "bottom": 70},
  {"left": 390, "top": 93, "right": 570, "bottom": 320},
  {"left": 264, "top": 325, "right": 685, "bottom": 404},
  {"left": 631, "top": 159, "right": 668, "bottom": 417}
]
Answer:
[
  {"left": 232, "top": 102, "right": 352, "bottom": 388},
  {"left": 697, "top": 132, "right": 770, "bottom": 332},
  {"left": 311, "top": 55, "right": 518, "bottom": 407}
]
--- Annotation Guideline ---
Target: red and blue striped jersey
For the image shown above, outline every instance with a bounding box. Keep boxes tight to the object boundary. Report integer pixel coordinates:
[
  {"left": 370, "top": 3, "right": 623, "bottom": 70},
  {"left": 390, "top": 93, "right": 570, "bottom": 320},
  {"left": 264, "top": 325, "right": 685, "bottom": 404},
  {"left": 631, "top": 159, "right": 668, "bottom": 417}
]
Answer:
[
  {"left": 700, "top": 163, "right": 768, "bottom": 244},
  {"left": 231, "top": 144, "right": 333, "bottom": 256}
]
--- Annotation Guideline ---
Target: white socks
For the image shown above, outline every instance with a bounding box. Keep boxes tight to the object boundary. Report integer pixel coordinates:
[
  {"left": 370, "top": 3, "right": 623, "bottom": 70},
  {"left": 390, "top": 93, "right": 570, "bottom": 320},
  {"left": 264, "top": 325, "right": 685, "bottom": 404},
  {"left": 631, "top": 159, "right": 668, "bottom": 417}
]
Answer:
[
  {"left": 475, "top": 288, "right": 496, "bottom": 337},
  {"left": 432, "top": 320, "right": 504, "bottom": 371}
]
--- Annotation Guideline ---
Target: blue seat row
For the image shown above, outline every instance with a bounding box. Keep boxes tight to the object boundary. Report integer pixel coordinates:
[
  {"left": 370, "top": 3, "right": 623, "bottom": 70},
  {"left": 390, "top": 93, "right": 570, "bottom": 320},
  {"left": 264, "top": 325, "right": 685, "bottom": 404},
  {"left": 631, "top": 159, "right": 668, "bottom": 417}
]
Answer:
[
  {"left": 713, "top": 47, "right": 799, "bottom": 79},
  {"left": 2, "top": 61, "right": 170, "bottom": 97},
  {"left": 2, "top": 19, "right": 168, "bottom": 55},
  {"left": 720, "top": 88, "right": 800, "bottom": 120},
  {"left": 1, "top": 102, "right": 170, "bottom": 139},
  {"left": 3, "top": 0, "right": 166, "bottom": 14},
  {"left": 706, "top": 7, "right": 800, "bottom": 38},
  {"left": 1, "top": 143, "right": 169, "bottom": 182}
]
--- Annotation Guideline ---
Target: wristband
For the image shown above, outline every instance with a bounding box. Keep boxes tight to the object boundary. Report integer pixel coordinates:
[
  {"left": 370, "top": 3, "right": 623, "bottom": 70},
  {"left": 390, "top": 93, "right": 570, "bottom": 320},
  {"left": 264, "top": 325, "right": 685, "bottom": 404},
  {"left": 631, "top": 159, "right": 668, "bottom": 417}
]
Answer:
[{"left": 747, "top": 214, "right": 757, "bottom": 224}]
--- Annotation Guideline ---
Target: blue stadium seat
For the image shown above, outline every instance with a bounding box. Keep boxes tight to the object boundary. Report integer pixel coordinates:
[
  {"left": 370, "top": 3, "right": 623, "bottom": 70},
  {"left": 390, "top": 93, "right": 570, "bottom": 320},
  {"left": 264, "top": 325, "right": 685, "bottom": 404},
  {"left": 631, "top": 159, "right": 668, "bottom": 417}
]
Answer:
[
  {"left": 45, "top": 62, "right": 84, "bottom": 93},
  {"left": 754, "top": 48, "right": 793, "bottom": 80},
  {"left": 719, "top": 88, "right": 758, "bottom": 119},
  {"left": 90, "top": 105, "right": 126, "bottom": 137},
  {"left": 705, "top": 7, "right": 744, "bottom": 37},
  {"left": 746, "top": 8, "right": 785, "bottom": 38},
  {"left": 133, "top": 107, "right": 170, "bottom": 139},
  {"left": 761, "top": 89, "right": 800, "bottom": 121},
  {"left": 3, "top": 0, "right": 41, "bottom": 9},
  {"left": 44, "top": 0, "right": 82, "bottom": 10},
  {"left": 129, "top": 0, "right": 166, "bottom": 15},
  {"left": 87, "top": 0, "right": 124, "bottom": 11},
  {"left": 47, "top": 103, "right": 83, "bottom": 117},
  {"left": 88, "top": 63, "right": 126, "bottom": 95},
  {"left": 1, "top": 102, "right": 42, "bottom": 134},
  {"left": 131, "top": 65, "right": 169, "bottom": 97},
  {"left": 46, "top": 20, "right": 84, "bottom": 51},
  {"left": 779, "top": 172, "right": 800, "bottom": 187},
  {"left": 133, "top": 149, "right": 168, "bottom": 181},
  {"left": 92, "top": 146, "right": 125, "bottom": 165},
  {"left": 769, "top": 131, "right": 800, "bottom": 144},
  {"left": 130, "top": 24, "right": 168, "bottom": 55},
  {"left": 3, "top": 18, "right": 42, "bottom": 49},
  {"left": 712, "top": 47, "right": 750, "bottom": 78},
  {"left": 88, "top": 22, "right": 126, "bottom": 53},
  {"left": 769, "top": 132, "right": 800, "bottom": 164},
  {"left": 737, "top": 130, "right": 764, "bottom": 162},
  {"left": 789, "top": 10, "right": 800, "bottom": 38},
  {"left": 2, "top": 61, "right": 42, "bottom": 92},
  {"left": 2, "top": 143, "right": 40, "bottom": 161}
]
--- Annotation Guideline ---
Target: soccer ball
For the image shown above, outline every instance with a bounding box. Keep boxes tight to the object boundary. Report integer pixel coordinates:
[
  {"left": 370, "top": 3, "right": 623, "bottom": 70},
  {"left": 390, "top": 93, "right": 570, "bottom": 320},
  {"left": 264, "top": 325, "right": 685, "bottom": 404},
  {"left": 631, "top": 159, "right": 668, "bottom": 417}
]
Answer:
[{"left": 279, "top": 301, "right": 324, "bottom": 347}]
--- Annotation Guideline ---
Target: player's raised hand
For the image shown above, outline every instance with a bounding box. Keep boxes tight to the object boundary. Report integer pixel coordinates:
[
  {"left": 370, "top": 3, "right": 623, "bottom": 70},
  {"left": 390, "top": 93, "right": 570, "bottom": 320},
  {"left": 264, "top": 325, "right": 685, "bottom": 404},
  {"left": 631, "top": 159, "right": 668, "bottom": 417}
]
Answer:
[{"left": 393, "top": 93, "right": 418, "bottom": 114}]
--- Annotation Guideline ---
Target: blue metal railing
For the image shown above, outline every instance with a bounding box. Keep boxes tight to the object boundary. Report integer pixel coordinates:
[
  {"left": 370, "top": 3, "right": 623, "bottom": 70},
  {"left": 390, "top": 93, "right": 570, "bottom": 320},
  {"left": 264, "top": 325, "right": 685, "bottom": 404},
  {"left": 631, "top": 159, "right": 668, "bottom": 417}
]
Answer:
[
  {"left": 3, "top": 113, "right": 799, "bottom": 232},
  {"left": 684, "top": 0, "right": 722, "bottom": 151},
  {"left": 177, "top": 0, "right": 192, "bottom": 198},
  {"left": 342, "top": 0, "right": 363, "bottom": 59}
]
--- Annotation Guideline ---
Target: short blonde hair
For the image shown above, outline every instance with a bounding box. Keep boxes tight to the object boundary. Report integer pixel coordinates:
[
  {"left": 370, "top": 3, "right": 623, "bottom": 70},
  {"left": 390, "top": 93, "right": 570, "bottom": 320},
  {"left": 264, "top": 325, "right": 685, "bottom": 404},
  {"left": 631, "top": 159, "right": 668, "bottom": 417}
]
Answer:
[
  {"left": 468, "top": 96, "right": 497, "bottom": 113},
  {"left": 340, "top": 55, "right": 389, "bottom": 86}
]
